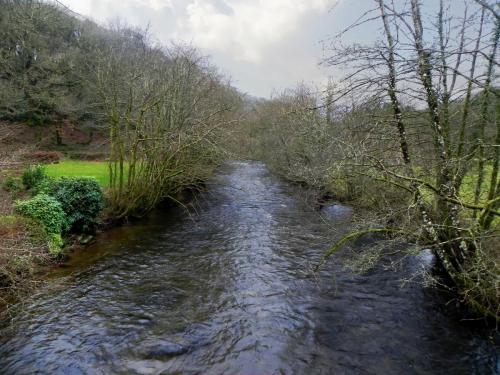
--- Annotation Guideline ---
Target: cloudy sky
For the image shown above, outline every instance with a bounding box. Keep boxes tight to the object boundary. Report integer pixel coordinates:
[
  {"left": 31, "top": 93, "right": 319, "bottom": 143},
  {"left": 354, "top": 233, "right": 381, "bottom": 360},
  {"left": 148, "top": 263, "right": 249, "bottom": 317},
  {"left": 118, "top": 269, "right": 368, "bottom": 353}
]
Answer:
[{"left": 59, "top": 0, "right": 377, "bottom": 98}]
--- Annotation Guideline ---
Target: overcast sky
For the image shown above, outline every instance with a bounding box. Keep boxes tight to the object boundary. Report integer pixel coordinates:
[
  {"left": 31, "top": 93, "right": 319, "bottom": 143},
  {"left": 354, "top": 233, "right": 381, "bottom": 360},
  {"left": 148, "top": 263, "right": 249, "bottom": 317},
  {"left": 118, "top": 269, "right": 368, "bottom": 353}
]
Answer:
[{"left": 60, "top": 0, "right": 378, "bottom": 98}]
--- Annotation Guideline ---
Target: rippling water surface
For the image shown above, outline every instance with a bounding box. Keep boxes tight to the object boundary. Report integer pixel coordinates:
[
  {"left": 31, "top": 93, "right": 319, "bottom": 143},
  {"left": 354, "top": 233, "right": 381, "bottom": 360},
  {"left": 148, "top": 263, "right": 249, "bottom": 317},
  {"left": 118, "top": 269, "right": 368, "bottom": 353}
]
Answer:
[{"left": 0, "top": 161, "right": 497, "bottom": 374}]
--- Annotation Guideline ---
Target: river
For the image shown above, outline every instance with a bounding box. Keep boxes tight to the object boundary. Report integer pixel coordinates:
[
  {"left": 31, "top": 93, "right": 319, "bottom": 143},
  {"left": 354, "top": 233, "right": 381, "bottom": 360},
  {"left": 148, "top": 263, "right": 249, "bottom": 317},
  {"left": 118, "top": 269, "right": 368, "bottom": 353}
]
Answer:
[{"left": 0, "top": 161, "right": 497, "bottom": 374}]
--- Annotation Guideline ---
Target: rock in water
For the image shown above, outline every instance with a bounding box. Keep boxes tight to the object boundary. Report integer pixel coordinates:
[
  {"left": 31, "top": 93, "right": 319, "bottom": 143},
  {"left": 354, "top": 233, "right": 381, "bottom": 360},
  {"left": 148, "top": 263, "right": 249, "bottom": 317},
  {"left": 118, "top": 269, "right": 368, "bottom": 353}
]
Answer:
[
  {"left": 138, "top": 339, "right": 189, "bottom": 359},
  {"left": 78, "top": 234, "right": 94, "bottom": 245}
]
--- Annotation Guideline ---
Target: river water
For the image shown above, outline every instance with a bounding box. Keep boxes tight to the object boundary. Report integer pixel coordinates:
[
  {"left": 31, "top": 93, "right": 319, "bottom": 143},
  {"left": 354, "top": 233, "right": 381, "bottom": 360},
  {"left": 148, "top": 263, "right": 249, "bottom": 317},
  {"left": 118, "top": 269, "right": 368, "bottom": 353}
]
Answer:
[{"left": 0, "top": 161, "right": 497, "bottom": 374}]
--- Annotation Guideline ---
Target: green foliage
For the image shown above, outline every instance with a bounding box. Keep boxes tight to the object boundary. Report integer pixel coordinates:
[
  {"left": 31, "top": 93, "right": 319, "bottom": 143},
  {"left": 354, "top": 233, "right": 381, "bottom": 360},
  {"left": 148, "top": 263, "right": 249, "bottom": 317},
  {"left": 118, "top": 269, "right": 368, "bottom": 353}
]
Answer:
[
  {"left": 49, "top": 177, "right": 104, "bottom": 233},
  {"left": 22, "top": 165, "right": 46, "bottom": 190},
  {"left": 14, "top": 194, "right": 67, "bottom": 234},
  {"left": 2, "top": 176, "right": 21, "bottom": 193},
  {"left": 30, "top": 175, "right": 55, "bottom": 196},
  {"left": 47, "top": 233, "right": 64, "bottom": 255}
]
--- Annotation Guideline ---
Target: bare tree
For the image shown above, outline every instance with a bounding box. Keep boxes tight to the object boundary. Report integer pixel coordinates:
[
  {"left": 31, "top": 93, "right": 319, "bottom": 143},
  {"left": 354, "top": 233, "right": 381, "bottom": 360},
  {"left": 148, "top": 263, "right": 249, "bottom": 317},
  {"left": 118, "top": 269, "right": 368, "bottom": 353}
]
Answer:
[
  {"left": 93, "top": 28, "right": 238, "bottom": 217},
  {"left": 318, "top": 0, "right": 499, "bottom": 318}
]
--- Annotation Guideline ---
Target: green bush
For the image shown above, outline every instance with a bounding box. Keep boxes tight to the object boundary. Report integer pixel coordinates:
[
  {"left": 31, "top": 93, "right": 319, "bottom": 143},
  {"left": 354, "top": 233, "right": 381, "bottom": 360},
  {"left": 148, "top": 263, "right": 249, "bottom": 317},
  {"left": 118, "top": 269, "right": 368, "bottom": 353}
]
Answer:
[
  {"left": 14, "top": 194, "right": 67, "bottom": 234},
  {"left": 49, "top": 177, "right": 104, "bottom": 233},
  {"left": 31, "top": 176, "right": 55, "bottom": 196},
  {"left": 22, "top": 165, "right": 46, "bottom": 190},
  {"left": 47, "top": 233, "right": 64, "bottom": 256}
]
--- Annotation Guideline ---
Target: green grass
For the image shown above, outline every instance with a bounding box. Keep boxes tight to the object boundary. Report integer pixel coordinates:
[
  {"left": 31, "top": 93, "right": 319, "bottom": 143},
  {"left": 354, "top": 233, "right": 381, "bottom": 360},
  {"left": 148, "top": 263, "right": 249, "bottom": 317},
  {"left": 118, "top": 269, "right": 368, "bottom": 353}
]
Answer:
[
  {"left": 460, "top": 165, "right": 493, "bottom": 205},
  {"left": 415, "top": 165, "right": 494, "bottom": 206},
  {"left": 45, "top": 160, "right": 111, "bottom": 187}
]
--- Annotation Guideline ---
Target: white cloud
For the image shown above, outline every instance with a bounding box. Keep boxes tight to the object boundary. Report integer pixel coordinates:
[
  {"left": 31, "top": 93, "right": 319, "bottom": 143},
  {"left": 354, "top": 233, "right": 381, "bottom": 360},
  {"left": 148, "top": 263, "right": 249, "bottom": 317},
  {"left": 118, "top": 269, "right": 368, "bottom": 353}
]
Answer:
[
  {"left": 61, "top": 0, "right": 173, "bottom": 22},
  {"left": 175, "top": 0, "right": 330, "bottom": 63},
  {"left": 59, "top": 0, "right": 337, "bottom": 97},
  {"left": 141, "top": 0, "right": 172, "bottom": 10}
]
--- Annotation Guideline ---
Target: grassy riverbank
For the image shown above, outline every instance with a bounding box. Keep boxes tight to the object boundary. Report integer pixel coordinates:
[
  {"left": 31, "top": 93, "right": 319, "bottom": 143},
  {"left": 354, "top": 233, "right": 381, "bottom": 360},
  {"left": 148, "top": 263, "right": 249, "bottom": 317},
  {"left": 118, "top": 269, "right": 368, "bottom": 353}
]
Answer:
[{"left": 45, "top": 161, "right": 111, "bottom": 187}]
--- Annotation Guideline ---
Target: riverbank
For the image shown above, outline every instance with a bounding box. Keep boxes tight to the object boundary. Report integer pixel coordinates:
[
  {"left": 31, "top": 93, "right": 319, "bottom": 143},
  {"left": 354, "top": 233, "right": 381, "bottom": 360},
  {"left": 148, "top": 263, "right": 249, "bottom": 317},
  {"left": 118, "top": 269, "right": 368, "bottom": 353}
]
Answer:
[
  {"left": 0, "top": 152, "right": 199, "bottom": 319},
  {"left": 0, "top": 199, "right": 81, "bottom": 317},
  {"left": 261, "top": 161, "right": 500, "bottom": 322}
]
